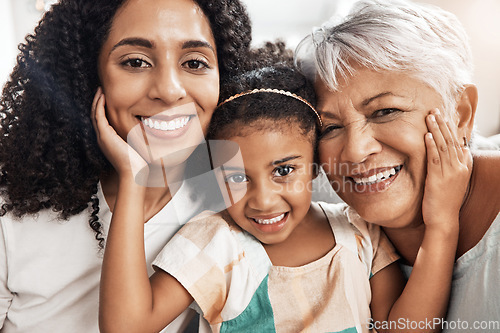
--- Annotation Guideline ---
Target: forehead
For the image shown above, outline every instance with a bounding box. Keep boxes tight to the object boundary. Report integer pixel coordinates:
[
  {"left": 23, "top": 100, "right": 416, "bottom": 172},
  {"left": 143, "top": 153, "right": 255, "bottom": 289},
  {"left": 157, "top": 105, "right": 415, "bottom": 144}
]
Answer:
[
  {"left": 230, "top": 128, "right": 313, "bottom": 164},
  {"left": 105, "top": 0, "right": 214, "bottom": 47},
  {"left": 315, "top": 68, "right": 441, "bottom": 112}
]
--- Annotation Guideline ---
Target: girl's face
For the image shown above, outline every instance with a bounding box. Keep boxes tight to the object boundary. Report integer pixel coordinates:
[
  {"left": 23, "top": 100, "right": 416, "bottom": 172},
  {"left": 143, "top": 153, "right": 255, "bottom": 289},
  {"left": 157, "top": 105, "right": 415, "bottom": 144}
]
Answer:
[
  {"left": 316, "top": 67, "right": 450, "bottom": 228},
  {"left": 98, "top": 0, "right": 219, "bottom": 167},
  {"left": 218, "top": 125, "right": 316, "bottom": 245}
]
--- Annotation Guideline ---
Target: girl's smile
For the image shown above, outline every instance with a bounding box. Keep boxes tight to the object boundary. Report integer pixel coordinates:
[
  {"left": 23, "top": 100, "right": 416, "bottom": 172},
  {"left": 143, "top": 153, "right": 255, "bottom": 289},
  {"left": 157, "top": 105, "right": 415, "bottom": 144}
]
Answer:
[{"left": 248, "top": 212, "right": 289, "bottom": 233}]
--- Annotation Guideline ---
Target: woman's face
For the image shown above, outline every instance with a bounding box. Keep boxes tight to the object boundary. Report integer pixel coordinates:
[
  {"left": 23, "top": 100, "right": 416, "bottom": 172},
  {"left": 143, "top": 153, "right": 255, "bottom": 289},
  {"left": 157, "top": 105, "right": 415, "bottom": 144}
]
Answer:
[
  {"left": 98, "top": 0, "right": 219, "bottom": 167},
  {"left": 316, "top": 67, "right": 450, "bottom": 228}
]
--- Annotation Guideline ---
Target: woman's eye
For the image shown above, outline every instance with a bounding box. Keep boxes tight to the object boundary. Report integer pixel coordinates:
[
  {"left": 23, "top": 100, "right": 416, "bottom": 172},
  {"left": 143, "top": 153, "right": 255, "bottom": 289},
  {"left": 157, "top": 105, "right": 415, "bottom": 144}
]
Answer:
[
  {"left": 121, "top": 58, "right": 151, "bottom": 69},
  {"left": 225, "top": 173, "right": 248, "bottom": 184},
  {"left": 183, "top": 59, "right": 209, "bottom": 70},
  {"left": 273, "top": 165, "right": 294, "bottom": 177},
  {"left": 372, "top": 108, "right": 401, "bottom": 119},
  {"left": 319, "top": 124, "right": 342, "bottom": 139}
]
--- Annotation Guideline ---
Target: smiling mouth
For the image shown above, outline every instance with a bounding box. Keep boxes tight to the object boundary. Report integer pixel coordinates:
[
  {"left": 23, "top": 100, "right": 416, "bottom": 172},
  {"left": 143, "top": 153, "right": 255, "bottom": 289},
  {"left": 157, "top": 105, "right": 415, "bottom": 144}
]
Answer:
[
  {"left": 350, "top": 165, "right": 403, "bottom": 185},
  {"left": 140, "top": 115, "right": 191, "bottom": 132},
  {"left": 251, "top": 213, "right": 287, "bottom": 225}
]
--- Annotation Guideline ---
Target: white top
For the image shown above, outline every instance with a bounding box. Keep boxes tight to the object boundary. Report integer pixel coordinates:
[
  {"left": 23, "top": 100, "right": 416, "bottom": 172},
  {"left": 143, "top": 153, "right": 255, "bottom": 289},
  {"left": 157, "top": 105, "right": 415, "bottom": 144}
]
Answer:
[
  {"left": 0, "top": 179, "right": 215, "bottom": 333},
  {"left": 401, "top": 212, "right": 500, "bottom": 332}
]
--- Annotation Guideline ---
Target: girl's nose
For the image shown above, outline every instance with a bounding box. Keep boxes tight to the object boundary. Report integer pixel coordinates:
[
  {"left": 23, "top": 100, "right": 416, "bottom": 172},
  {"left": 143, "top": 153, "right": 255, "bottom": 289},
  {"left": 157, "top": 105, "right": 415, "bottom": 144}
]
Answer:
[{"left": 247, "top": 180, "right": 281, "bottom": 212}]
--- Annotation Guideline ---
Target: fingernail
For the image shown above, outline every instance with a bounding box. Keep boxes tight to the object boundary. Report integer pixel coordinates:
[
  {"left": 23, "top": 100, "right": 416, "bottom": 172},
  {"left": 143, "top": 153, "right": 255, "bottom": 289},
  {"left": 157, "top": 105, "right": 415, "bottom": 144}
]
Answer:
[{"left": 429, "top": 115, "right": 436, "bottom": 123}]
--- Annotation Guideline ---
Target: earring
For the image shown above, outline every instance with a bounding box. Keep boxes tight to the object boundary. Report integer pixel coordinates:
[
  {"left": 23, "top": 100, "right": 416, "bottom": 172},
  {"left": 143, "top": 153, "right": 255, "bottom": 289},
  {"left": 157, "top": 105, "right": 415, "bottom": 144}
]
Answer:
[{"left": 463, "top": 136, "right": 469, "bottom": 148}]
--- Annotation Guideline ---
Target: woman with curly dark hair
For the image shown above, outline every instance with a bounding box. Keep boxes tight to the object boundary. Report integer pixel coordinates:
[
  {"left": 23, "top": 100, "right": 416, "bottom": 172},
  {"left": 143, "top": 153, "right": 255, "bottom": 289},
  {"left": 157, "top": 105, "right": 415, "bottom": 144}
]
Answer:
[{"left": 0, "top": 0, "right": 251, "bottom": 332}]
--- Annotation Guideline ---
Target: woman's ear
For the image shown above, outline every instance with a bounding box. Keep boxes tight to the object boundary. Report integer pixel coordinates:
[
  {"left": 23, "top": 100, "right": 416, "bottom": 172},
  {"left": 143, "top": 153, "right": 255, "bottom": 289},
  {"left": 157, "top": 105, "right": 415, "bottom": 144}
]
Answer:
[{"left": 455, "top": 84, "right": 478, "bottom": 141}]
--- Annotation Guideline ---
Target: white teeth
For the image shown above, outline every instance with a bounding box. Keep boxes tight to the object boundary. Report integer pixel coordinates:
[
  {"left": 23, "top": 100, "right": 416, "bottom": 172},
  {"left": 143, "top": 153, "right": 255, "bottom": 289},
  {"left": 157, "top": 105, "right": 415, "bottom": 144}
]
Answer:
[
  {"left": 352, "top": 166, "right": 400, "bottom": 185},
  {"left": 253, "top": 213, "right": 286, "bottom": 225},
  {"left": 141, "top": 116, "right": 190, "bottom": 131}
]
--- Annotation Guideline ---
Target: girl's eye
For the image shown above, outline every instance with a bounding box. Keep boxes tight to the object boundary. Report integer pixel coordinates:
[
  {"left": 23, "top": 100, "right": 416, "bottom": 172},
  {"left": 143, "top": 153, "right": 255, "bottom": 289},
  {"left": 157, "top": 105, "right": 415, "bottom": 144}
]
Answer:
[
  {"left": 183, "top": 59, "right": 210, "bottom": 70},
  {"left": 121, "top": 57, "right": 151, "bottom": 69},
  {"left": 225, "top": 173, "right": 248, "bottom": 184},
  {"left": 273, "top": 165, "right": 294, "bottom": 177}
]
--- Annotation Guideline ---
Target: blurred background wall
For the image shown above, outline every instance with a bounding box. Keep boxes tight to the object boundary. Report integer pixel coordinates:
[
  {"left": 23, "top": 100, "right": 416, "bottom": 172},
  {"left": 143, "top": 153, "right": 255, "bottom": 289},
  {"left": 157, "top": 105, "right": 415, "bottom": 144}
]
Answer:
[{"left": 1, "top": 0, "right": 499, "bottom": 136}]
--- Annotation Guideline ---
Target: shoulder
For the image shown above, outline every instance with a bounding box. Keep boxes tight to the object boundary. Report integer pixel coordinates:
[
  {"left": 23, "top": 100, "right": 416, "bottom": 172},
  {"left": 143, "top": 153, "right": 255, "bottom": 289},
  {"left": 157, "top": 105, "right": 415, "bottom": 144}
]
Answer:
[
  {"left": 472, "top": 151, "right": 500, "bottom": 198},
  {"left": 176, "top": 210, "right": 239, "bottom": 241},
  {"left": 160, "top": 210, "right": 251, "bottom": 263},
  {"left": 316, "top": 201, "right": 381, "bottom": 241},
  {"left": 457, "top": 151, "right": 500, "bottom": 254},
  {"left": 317, "top": 202, "right": 399, "bottom": 276},
  {"left": 468, "top": 151, "right": 500, "bottom": 214}
]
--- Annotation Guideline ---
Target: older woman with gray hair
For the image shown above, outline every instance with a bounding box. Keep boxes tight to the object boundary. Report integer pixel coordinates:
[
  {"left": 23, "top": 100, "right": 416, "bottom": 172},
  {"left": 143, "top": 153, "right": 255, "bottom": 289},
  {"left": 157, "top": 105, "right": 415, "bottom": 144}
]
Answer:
[{"left": 296, "top": 0, "right": 500, "bottom": 331}]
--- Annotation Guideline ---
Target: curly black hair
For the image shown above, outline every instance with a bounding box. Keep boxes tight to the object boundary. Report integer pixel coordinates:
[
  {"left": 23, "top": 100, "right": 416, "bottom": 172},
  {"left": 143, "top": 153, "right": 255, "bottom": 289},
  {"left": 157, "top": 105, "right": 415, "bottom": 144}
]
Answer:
[
  {"left": 207, "top": 46, "right": 318, "bottom": 146},
  {"left": 0, "top": 0, "right": 252, "bottom": 248}
]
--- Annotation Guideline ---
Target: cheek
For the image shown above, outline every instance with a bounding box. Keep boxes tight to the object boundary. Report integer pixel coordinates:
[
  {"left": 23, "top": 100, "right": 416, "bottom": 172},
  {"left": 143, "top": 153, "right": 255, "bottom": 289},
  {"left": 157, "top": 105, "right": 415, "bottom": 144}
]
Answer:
[
  {"left": 103, "top": 75, "right": 146, "bottom": 110},
  {"left": 318, "top": 140, "right": 340, "bottom": 176},
  {"left": 193, "top": 77, "right": 219, "bottom": 130}
]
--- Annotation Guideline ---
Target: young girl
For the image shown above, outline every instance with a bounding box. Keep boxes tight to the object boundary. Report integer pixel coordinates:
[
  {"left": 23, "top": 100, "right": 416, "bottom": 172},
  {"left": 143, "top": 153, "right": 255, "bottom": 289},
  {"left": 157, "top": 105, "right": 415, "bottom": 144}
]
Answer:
[{"left": 97, "top": 65, "right": 471, "bottom": 333}]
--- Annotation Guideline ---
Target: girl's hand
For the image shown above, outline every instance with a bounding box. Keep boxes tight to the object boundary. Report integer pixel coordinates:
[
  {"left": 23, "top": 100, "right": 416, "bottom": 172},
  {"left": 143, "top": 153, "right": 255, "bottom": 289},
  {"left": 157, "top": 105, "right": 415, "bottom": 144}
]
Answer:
[
  {"left": 422, "top": 109, "right": 472, "bottom": 230},
  {"left": 91, "top": 88, "right": 148, "bottom": 181}
]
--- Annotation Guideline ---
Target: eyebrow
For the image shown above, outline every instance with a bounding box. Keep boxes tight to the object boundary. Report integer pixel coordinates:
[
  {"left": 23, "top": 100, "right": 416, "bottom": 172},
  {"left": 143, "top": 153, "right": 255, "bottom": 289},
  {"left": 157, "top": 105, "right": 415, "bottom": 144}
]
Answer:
[
  {"left": 362, "top": 91, "right": 402, "bottom": 106},
  {"left": 272, "top": 155, "right": 301, "bottom": 166},
  {"left": 319, "top": 91, "right": 405, "bottom": 120},
  {"left": 219, "top": 165, "right": 244, "bottom": 172},
  {"left": 218, "top": 155, "right": 302, "bottom": 171},
  {"left": 110, "top": 38, "right": 214, "bottom": 55},
  {"left": 110, "top": 38, "right": 154, "bottom": 54},
  {"left": 182, "top": 40, "right": 214, "bottom": 51}
]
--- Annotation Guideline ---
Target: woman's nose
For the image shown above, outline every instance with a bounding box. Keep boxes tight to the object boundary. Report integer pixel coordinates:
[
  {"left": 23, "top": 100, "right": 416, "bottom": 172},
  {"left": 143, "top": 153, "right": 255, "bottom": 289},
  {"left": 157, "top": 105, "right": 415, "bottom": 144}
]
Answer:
[
  {"left": 148, "top": 66, "right": 187, "bottom": 104},
  {"left": 340, "top": 122, "right": 382, "bottom": 163}
]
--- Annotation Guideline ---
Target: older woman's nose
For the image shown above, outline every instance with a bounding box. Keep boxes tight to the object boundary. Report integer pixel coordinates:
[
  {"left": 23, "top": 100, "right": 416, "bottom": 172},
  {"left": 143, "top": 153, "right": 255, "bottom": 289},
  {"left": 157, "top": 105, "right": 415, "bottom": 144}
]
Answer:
[
  {"left": 148, "top": 67, "right": 187, "bottom": 104},
  {"left": 340, "top": 123, "right": 382, "bottom": 163}
]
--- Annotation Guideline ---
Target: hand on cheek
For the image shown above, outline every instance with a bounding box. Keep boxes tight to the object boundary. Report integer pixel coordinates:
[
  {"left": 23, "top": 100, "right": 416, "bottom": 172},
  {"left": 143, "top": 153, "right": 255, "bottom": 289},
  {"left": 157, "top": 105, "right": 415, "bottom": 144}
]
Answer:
[
  {"left": 91, "top": 87, "right": 148, "bottom": 183},
  {"left": 421, "top": 109, "right": 472, "bottom": 229}
]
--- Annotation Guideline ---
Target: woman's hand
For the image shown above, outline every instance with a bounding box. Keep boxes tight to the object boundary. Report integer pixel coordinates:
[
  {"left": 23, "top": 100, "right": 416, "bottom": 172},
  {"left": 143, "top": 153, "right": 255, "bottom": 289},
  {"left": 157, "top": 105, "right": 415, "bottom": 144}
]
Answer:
[
  {"left": 422, "top": 109, "right": 472, "bottom": 230},
  {"left": 91, "top": 87, "right": 148, "bottom": 182}
]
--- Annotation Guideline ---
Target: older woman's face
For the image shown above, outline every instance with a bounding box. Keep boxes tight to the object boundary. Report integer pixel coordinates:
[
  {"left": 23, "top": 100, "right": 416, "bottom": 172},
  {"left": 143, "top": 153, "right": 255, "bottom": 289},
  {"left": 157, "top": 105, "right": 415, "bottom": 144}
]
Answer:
[
  {"left": 98, "top": 0, "right": 219, "bottom": 167},
  {"left": 316, "top": 67, "right": 448, "bottom": 228}
]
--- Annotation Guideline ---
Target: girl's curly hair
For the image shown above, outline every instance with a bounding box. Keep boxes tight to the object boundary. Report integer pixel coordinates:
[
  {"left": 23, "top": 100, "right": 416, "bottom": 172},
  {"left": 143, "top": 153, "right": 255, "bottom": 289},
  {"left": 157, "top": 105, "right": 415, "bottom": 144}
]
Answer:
[
  {"left": 208, "top": 42, "right": 318, "bottom": 143},
  {"left": 0, "top": 0, "right": 252, "bottom": 248}
]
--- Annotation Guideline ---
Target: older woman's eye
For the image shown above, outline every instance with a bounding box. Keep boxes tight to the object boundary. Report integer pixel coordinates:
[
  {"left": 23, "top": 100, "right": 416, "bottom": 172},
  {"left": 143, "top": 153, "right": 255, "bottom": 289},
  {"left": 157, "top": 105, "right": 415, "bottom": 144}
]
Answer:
[
  {"left": 372, "top": 108, "right": 401, "bottom": 118},
  {"left": 319, "top": 124, "right": 342, "bottom": 139},
  {"left": 368, "top": 108, "right": 403, "bottom": 124}
]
